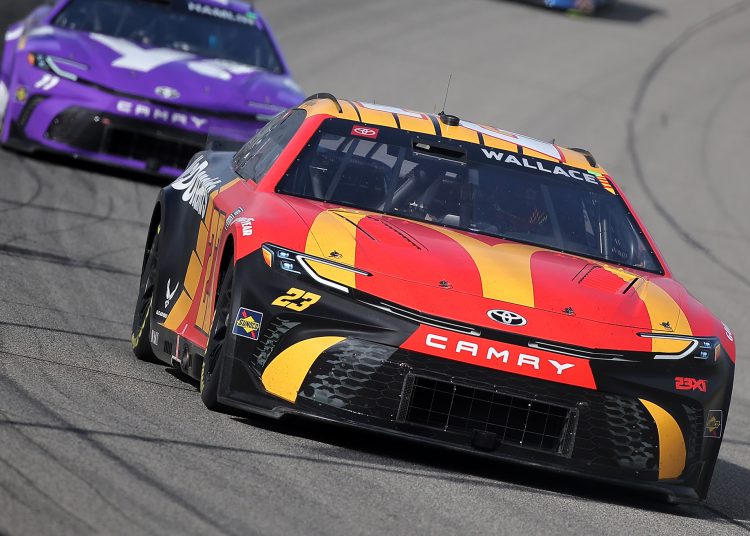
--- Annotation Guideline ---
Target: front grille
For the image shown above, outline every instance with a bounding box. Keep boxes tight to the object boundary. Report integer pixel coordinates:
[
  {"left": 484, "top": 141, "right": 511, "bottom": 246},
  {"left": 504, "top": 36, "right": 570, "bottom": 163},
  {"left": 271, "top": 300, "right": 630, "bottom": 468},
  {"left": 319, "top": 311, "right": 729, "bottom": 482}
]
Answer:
[
  {"left": 252, "top": 317, "right": 300, "bottom": 369},
  {"left": 46, "top": 107, "right": 211, "bottom": 171},
  {"left": 105, "top": 127, "right": 202, "bottom": 170},
  {"left": 398, "top": 375, "right": 576, "bottom": 456}
]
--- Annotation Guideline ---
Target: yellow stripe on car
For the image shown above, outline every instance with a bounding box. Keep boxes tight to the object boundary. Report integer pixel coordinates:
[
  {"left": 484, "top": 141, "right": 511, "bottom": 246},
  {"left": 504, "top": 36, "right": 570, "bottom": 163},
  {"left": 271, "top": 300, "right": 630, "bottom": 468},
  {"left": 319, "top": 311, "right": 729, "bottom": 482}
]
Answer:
[
  {"left": 420, "top": 224, "right": 542, "bottom": 307},
  {"left": 601, "top": 265, "right": 692, "bottom": 354},
  {"left": 640, "top": 399, "right": 686, "bottom": 480},
  {"left": 261, "top": 336, "right": 346, "bottom": 402},
  {"left": 305, "top": 210, "right": 367, "bottom": 288},
  {"left": 636, "top": 282, "right": 693, "bottom": 353}
]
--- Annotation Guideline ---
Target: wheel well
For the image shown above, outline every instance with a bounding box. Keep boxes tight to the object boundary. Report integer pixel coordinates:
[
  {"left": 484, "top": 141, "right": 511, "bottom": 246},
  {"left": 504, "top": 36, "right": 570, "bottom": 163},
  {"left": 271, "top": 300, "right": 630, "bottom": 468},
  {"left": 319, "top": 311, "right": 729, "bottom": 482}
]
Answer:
[
  {"left": 139, "top": 202, "right": 162, "bottom": 274},
  {"left": 214, "top": 236, "right": 234, "bottom": 310}
]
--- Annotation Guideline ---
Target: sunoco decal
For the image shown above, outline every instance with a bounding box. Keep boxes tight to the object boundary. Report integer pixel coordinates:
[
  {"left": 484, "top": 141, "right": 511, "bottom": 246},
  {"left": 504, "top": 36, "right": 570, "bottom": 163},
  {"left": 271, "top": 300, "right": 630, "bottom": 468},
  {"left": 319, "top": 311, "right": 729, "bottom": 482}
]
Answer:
[{"left": 233, "top": 308, "right": 263, "bottom": 340}]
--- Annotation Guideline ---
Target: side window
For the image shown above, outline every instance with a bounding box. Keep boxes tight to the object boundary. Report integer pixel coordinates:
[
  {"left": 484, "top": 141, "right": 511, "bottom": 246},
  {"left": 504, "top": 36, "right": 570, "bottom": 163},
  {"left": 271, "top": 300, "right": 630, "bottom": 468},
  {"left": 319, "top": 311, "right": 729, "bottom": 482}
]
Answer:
[{"left": 233, "top": 109, "right": 306, "bottom": 182}]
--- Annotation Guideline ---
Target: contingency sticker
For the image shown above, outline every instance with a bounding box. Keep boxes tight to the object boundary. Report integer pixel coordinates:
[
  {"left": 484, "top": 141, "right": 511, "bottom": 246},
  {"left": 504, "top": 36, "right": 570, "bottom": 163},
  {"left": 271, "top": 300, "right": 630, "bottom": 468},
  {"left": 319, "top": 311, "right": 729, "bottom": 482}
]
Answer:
[
  {"left": 233, "top": 307, "right": 263, "bottom": 340},
  {"left": 704, "top": 410, "right": 723, "bottom": 438}
]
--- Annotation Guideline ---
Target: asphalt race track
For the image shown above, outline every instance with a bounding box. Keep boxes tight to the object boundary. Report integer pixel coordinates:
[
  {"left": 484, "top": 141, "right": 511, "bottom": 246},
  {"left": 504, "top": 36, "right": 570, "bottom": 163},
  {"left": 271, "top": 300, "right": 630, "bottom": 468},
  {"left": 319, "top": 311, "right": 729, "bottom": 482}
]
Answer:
[{"left": 1, "top": 0, "right": 749, "bottom": 534}]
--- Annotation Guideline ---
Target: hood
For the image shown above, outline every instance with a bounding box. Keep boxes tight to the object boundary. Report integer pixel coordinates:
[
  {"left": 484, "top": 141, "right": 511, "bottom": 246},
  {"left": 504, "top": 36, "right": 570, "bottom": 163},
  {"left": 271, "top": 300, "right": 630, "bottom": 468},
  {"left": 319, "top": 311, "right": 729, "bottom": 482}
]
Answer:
[
  {"left": 25, "top": 27, "right": 304, "bottom": 114},
  {"left": 290, "top": 203, "right": 688, "bottom": 332}
]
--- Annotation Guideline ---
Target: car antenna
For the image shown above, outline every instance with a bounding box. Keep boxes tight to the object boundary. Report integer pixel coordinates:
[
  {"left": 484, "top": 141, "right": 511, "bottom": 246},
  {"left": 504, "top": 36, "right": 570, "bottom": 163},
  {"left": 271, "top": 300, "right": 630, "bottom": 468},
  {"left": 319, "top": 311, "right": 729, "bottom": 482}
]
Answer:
[
  {"left": 440, "top": 73, "right": 452, "bottom": 115},
  {"left": 438, "top": 74, "right": 460, "bottom": 126}
]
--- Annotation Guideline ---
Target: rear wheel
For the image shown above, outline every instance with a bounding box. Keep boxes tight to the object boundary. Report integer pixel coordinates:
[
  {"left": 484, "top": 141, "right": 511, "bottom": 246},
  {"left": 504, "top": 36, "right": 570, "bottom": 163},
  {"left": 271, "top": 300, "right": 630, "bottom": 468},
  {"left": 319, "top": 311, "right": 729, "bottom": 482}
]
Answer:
[
  {"left": 200, "top": 263, "right": 235, "bottom": 410},
  {"left": 131, "top": 225, "right": 160, "bottom": 361}
]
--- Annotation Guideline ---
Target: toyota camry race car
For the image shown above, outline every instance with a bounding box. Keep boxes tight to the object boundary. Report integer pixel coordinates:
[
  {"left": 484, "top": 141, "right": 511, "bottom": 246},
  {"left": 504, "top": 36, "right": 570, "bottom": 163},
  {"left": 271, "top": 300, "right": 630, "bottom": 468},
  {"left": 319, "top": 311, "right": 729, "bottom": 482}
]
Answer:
[
  {"left": 132, "top": 94, "right": 735, "bottom": 502},
  {"left": 0, "top": 0, "right": 303, "bottom": 176}
]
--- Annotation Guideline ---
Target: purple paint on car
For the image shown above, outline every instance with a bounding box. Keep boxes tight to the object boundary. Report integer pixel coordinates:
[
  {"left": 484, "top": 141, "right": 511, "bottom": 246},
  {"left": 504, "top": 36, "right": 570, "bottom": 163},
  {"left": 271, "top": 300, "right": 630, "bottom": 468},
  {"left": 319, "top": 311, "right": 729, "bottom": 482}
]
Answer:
[{"left": 0, "top": 0, "right": 304, "bottom": 177}]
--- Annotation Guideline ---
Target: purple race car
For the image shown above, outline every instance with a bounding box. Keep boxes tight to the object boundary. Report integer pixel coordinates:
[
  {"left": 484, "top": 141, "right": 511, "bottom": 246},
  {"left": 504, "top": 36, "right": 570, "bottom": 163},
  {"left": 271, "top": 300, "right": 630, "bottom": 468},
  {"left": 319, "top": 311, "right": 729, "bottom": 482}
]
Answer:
[
  {"left": 542, "top": 0, "right": 616, "bottom": 13},
  {"left": 0, "top": 0, "right": 304, "bottom": 177}
]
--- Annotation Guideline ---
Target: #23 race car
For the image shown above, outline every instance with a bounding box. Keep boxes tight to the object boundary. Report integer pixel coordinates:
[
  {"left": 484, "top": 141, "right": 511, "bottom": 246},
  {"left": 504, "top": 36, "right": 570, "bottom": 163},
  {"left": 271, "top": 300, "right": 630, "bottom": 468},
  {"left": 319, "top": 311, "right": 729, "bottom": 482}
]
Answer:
[
  {"left": 132, "top": 94, "right": 734, "bottom": 502},
  {"left": 0, "top": 0, "right": 303, "bottom": 176}
]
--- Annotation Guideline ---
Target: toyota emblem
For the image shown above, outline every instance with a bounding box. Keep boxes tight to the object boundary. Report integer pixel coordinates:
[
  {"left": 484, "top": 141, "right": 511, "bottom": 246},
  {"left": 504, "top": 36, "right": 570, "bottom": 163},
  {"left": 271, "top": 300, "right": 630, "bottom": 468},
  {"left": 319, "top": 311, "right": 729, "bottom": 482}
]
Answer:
[
  {"left": 351, "top": 125, "right": 379, "bottom": 138},
  {"left": 487, "top": 309, "right": 527, "bottom": 326},
  {"left": 155, "top": 86, "right": 180, "bottom": 100}
]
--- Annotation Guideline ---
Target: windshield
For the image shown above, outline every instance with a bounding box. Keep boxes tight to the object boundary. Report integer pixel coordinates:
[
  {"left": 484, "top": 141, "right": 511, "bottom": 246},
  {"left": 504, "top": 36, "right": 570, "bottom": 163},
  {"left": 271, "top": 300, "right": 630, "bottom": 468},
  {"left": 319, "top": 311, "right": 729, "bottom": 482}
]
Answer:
[
  {"left": 53, "top": 0, "right": 283, "bottom": 73},
  {"left": 277, "top": 118, "right": 663, "bottom": 273}
]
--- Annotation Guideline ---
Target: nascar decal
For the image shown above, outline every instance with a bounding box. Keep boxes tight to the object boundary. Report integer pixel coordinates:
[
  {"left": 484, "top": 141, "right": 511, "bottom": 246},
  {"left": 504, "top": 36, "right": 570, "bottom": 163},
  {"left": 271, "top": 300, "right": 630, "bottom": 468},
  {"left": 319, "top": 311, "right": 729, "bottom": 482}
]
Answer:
[
  {"left": 233, "top": 307, "right": 263, "bottom": 340},
  {"left": 481, "top": 148, "right": 606, "bottom": 188},
  {"left": 402, "top": 326, "right": 596, "bottom": 389},
  {"left": 172, "top": 156, "right": 222, "bottom": 218},
  {"left": 586, "top": 169, "right": 617, "bottom": 195}
]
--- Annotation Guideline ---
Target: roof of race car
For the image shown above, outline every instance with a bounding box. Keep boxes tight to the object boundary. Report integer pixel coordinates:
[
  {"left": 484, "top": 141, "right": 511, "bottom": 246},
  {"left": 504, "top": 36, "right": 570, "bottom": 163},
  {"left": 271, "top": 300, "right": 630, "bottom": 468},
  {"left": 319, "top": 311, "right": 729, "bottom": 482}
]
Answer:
[{"left": 298, "top": 97, "right": 615, "bottom": 190}]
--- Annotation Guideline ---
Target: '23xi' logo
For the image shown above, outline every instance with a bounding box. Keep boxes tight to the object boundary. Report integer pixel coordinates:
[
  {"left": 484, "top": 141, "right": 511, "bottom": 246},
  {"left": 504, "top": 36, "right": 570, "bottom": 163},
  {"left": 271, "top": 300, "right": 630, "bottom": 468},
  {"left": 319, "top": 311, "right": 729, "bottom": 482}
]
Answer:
[{"left": 675, "top": 377, "right": 707, "bottom": 392}]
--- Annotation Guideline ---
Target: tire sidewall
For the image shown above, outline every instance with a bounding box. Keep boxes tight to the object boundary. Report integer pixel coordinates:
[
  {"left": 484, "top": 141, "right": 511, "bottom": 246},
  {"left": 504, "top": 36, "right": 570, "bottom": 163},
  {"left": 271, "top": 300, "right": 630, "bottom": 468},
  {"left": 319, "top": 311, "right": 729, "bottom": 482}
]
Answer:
[
  {"left": 131, "top": 226, "right": 160, "bottom": 361},
  {"left": 200, "top": 263, "right": 236, "bottom": 410}
]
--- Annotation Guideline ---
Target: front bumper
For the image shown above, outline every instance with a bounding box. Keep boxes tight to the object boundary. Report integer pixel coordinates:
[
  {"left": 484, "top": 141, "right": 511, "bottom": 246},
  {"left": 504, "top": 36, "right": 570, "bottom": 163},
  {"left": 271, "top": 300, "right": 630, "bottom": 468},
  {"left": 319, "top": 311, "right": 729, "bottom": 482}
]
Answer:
[
  {"left": 2, "top": 68, "right": 264, "bottom": 176},
  {"left": 198, "top": 252, "right": 733, "bottom": 502}
]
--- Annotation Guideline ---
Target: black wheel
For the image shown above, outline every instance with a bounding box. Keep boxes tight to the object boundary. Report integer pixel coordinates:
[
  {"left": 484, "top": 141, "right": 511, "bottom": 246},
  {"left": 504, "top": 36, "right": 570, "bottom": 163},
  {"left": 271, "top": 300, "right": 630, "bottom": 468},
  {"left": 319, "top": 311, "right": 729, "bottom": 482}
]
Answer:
[
  {"left": 131, "top": 225, "right": 160, "bottom": 361},
  {"left": 200, "top": 263, "right": 234, "bottom": 410}
]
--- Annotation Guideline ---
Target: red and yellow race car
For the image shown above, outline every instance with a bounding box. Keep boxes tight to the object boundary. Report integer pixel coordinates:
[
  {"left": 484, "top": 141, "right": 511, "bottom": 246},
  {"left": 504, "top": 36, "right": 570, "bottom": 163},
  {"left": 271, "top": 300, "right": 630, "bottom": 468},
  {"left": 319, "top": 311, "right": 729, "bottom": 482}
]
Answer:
[{"left": 132, "top": 94, "right": 735, "bottom": 502}]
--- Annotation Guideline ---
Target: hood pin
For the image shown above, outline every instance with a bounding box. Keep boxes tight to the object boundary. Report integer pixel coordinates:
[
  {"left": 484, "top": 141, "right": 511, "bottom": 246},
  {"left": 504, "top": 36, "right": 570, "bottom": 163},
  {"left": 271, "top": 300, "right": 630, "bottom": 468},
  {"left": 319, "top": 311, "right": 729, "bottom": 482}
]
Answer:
[{"left": 439, "top": 280, "right": 452, "bottom": 289}]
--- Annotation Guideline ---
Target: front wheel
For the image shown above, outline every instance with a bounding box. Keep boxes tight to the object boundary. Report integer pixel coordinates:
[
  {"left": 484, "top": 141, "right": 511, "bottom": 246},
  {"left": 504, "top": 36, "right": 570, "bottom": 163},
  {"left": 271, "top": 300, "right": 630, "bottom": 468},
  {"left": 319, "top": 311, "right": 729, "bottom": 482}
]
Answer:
[
  {"left": 200, "top": 263, "right": 235, "bottom": 410},
  {"left": 131, "top": 225, "right": 160, "bottom": 361}
]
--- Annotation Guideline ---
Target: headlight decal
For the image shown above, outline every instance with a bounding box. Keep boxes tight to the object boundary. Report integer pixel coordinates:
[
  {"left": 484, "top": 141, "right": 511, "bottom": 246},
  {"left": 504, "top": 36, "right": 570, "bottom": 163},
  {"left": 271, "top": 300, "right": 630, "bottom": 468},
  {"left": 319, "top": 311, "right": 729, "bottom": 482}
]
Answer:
[
  {"left": 262, "top": 243, "right": 370, "bottom": 293},
  {"left": 638, "top": 333, "right": 721, "bottom": 361},
  {"left": 28, "top": 53, "right": 86, "bottom": 82}
]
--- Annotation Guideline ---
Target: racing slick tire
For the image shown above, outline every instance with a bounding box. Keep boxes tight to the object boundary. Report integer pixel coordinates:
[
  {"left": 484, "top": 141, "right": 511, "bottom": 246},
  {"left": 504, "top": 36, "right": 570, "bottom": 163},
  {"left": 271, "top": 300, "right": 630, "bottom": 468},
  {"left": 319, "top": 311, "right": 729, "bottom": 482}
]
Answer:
[
  {"left": 200, "top": 262, "right": 234, "bottom": 411},
  {"left": 131, "top": 225, "right": 160, "bottom": 361}
]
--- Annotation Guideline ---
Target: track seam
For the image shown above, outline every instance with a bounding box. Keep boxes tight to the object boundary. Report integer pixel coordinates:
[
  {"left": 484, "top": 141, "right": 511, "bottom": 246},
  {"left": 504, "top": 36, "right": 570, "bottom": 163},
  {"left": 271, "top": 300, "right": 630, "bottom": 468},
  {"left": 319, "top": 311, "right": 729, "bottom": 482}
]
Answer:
[
  {"left": 0, "top": 243, "right": 139, "bottom": 276},
  {"left": 0, "top": 349, "right": 195, "bottom": 392},
  {"left": 0, "top": 321, "right": 130, "bottom": 343},
  {"left": 626, "top": 0, "right": 750, "bottom": 289},
  {"left": 628, "top": 3, "right": 750, "bottom": 529}
]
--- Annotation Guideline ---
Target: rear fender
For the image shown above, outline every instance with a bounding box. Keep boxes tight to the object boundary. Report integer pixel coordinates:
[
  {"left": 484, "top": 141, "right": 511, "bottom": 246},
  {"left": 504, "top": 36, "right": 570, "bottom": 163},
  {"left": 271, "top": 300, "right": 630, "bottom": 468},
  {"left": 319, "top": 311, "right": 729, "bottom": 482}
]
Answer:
[{"left": 151, "top": 151, "right": 241, "bottom": 346}]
